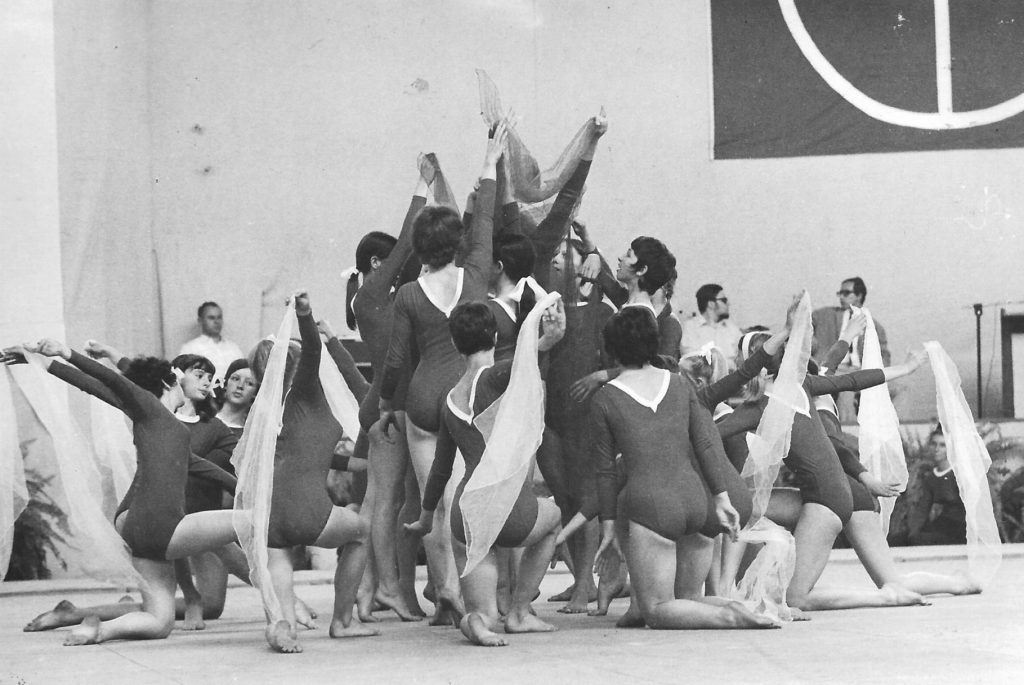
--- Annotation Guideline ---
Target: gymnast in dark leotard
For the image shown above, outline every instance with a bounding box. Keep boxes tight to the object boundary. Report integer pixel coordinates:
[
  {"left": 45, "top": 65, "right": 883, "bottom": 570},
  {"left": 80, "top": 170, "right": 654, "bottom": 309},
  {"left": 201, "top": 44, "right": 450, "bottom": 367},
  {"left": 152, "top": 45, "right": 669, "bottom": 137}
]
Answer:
[
  {"left": 406, "top": 300, "right": 565, "bottom": 646},
  {"left": 11, "top": 339, "right": 239, "bottom": 646},
  {"left": 588, "top": 308, "right": 775, "bottom": 630},
  {"left": 347, "top": 173, "right": 430, "bottom": 622},
  {"left": 248, "top": 290, "right": 377, "bottom": 652},
  {"left": 379, "top": 124, "right": 509, "bottom": 623},
  {"left": 716, "top": 329, "right": 930, "bottom": 611}
]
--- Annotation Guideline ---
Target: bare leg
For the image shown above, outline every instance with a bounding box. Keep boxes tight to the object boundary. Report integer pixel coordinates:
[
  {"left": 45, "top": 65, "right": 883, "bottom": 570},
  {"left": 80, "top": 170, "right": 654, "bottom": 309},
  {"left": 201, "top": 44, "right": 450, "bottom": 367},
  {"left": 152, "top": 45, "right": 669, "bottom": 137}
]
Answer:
[
  {"left": 312, "top": 506, "right": 380, "bottom": 638},
  {"left": 846, "top": 511, "right": 977, "bottom": 596},
  {"left": 64, "top": 557, "right": 178, "bottom": 645},
  {"left": 495, "top": 547, "right": 514, "bottom": 617},
  {"left": 397, "top": 463, "right": 426, "bottom": 617},
  {"left": 673, "top": 534, "right": 715, "bottom": 600},
  {"left": 705, "top": 535, "right": 722, "bottom": 597},
  {"left": 626, "top": 523, "right": 778, "bottom": 630},
  {"left": 559, "top": 520, "right": 598, "bottom": 613},
  {"left": 356, "top": 477, "right": 379, "bottom": 623},
  {"left": 406, "top": 418, "right": 465, "bottom": 623},
  {"left": 453, "top": 539, "right": 507, "bottom": 646},
  {"left": 365, "top": 419, "right": 422, "bottom": 621},
  {"left": 266, "top": 547, "right": 301, "bottom": 653},
  {"left": 174, "top": 558, "right": 205, "bottom": 630},
  {"left": 164, "top": 510, "right": 238, "bottom": 559},
  {"left": 26, "top": 598, "right": 139, "bottom": 632},
  {"left": 789, "top": 504, "right": 926, "bottom": 611},
  {"left": 613, "top": 517, "right": 644, "bottom": 628},
  {"left": 505, "top": 499, "right": 560, "bottom": 634}
]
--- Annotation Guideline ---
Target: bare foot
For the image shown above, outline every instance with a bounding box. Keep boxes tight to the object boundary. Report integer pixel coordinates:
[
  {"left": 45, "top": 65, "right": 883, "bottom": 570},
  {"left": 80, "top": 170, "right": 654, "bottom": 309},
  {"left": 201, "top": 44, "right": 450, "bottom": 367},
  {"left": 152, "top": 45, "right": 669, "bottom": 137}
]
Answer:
[
  {"left": 181, "top": 601, "right": 206, "bottom": 631},
  {"left": 266, "top": 620, "right": 302, "bottom": 653},
  {"left": 63, "top": 615, "right": 101, "bottom": 646},
  {"left": 616, "top": 609, "right": 646, "bottom": 628},
  {"left": 329, "top": 620, "right": 381, "bottom": 638},
  {"left": 294, "top": 600, "right": 318, "bottom": 630},
  {"left": 429, "top": 597, "right": 465, "bottom": 627},
  {"left": 400, "top": 587, "right": 427, "bottom": 618},
  {"left": 723, "top": 602, "right": 781, "bottom": 629},
  {"left": 505, "top": 611, "right": 556, "bottom": 634},
  {"left": 374, "top": 590, "right": 423, "bottom": 622},
  {"left": 118, "top": 594, "right": 135, "bottom": 603},
  {"left": 557, "top": 585, "right": 595, "bottom": 614},
  {"left": 25, "top": 599, "right": 80, "bottom": 632},
  {"left": 547, "top": 583, "right": 575, "bottom": 602},
  {"left": 460, "top": 613, "right": 508, "bottom": 647},
  {"left": 594, "top": 576, "right": 624, "bottom": 616},
  {"left": 588, "top": 604, "right": 609, "bottom": 617},
  {"left": 356, "top": 600, "right": 380, "bottom": 624},
  {"left": 788, "top": 606, "right": 811, "bottom": 622},
  {"left": 952, "top": 571, "right": 983, "bottom": 596},
  {"left": 881, "top": 583, "right": 930, "bottom": 607},
  {"left": 423, "top": 583, "right": 437, "bottom": 605}
]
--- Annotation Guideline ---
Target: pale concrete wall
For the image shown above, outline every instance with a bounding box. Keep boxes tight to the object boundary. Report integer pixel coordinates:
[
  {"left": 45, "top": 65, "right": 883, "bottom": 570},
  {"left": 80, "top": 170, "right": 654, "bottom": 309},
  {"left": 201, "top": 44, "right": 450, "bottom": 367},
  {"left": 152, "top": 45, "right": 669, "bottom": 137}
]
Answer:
[{"left": 47, "top": 0, "right": 1024, "bottom": 419}]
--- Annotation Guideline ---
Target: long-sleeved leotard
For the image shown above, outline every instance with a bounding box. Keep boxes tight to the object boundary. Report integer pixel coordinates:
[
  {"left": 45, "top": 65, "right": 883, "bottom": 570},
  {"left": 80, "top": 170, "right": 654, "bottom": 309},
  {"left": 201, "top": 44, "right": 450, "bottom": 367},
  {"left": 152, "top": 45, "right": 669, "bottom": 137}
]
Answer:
[
  {"left": 354, "top": 195, "right": 426, "bottom": 432},
  {"left": 323, "top": 335, "right": 371, "bottom": 473},
  {"left": 590, "top": 371, "right": 751, "bottom": 540},
  {"left": 183, "top": 417, "right": 238, "bottom": 514},
  {"left": 267, "top": 311, "right": 346, "bottom": 548},
  {"left": 379, "top": 180, "right": 496, "bottom": 432},
  {"left": 47, "top": 353, "right": 235, "bottom": 561},
  {"left": 421, "top": 361, "right": 539, "bottom": 547},
  {"left": 716, "top": 368, "right": 887, "bottom": 525}
]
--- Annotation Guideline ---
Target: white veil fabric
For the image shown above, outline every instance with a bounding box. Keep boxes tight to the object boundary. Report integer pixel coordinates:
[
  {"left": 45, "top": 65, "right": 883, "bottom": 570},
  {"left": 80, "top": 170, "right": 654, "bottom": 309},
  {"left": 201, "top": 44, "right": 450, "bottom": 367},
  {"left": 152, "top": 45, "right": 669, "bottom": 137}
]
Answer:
[
  {"left": 418, "top": 153, "right": 461, "bottom": 215},
  {"left": 318, "top": 349, "right": 362, "bottom": 443},
  {"left": 231, "top": 305, "right": 294, "bottom": 623},
  {"left": 476, "top": 70, "right": 598, "bottom": 204},
  {"left": 89, "top": 393, "right": 137, "bottom": 515},
  {"left": 11, "top": 354, "right": 144, "bottom": 589},
  {"left": 741, "top": 291, "right": 812, "bottom": 526},
  {"left": 856, "top": 307, "right": 907, "bottom": 536},
  {"left": 726, "top": 518, "right": 796, "bottom": 623},
  {"left": 459, "top": 291, "right": 561, "bottom": 576},
  {"left": 0, "top": 368, "right": 29, "bottom": 579},
  {"left": 924, "top": 341, "right": 1002, "bottom": 586}
]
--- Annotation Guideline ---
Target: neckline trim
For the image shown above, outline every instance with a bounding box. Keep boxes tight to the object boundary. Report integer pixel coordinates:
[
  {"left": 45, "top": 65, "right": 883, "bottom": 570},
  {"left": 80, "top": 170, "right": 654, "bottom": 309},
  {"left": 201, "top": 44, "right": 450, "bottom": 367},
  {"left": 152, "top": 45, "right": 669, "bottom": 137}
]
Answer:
[
  {"left": 607, "top": 370, "right": 671, "bottom": 412},
  {"left": 418, "top": 268, "right": 464, "bottom": 317}
]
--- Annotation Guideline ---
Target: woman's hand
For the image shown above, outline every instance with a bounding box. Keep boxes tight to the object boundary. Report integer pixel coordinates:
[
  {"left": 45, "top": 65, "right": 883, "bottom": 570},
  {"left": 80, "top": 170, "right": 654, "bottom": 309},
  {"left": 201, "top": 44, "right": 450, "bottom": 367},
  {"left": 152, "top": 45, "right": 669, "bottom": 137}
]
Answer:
[
  {"left": 593, "top": 520, "right": 623, "bottom": 577},
  {"left": 579, "top": 254, "right": 602, "bottom": 282},
  {"left": 904, "top": 348, "right": 927, "bottom": 373},
  {"left": 317, "top": 318, "right": 336, "bottom": 341},
  {"left": 554, "top": 512, "right": 587, "bottom": 546},
  {"left": 539, "top": 300, "right": 566, "bottom": 352},
  {"left": 26, "top": 338, "right": 71, "bottom": 360},
  {"left": 378, "top": 399, "right": 399, "bottom": 438},
  {"left": 858, "top": 472, "right": 901, "bottom": 498},
  {"left": 403, "top": 509, "right": 433, "bottom": 537},
  {"left": 481, "top": 121, "right": 510, "bottom": 178},
  {"left": 292, "top": 289, "right": 311, "bottom": 317},
  {"left": 570, "top": 370, "right": 608, "bottom": 403},
  {"left": 840, "top": 311, "right": 868, "bottom": 343},
  {"left": 0, "top": 344, "right": 28, "bottom": 365},
  {"left": 591, "top": 112, "right": 609, "bottom": 138},
  {"left": 85, "top": 339, "right": 125, "bottom": 364},
  {"left": 713, "top": 492, "right": 741, "bottom": 542}
]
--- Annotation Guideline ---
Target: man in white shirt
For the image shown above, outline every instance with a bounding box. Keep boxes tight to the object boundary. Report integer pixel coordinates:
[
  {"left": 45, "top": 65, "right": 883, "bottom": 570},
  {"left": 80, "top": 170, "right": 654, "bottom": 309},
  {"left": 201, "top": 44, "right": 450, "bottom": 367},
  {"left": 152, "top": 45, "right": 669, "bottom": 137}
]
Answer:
[
  {"left": 179, "top": 301, "right": 244, "bottom": 384},
  {"left": 680, "top": 283, "right": 742, "bottom": 368}
]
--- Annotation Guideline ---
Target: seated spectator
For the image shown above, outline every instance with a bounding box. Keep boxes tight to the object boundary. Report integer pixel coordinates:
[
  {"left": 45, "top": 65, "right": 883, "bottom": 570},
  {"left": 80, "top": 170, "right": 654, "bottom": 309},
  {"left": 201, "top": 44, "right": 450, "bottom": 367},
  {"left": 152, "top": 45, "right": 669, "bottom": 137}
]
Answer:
[{"left": 908, "top": 427, "right": 967, "bottom": 546}]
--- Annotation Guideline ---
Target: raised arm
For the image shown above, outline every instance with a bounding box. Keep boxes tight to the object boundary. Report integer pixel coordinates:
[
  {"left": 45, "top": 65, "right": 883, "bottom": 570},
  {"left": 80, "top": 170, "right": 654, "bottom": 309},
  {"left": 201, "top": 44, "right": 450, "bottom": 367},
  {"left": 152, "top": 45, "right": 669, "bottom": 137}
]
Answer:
[
  {"left": 361, "top": 184, "right": 427, "bottom": 302},
  {"left": 319, "top": 318, "right": 370, "bottom": 404},
  {"left": 187, "top": 453, "right": 237, "bottom": 495},
  {"left": 47, "top": 357, "right": 125, "bottom": 411},
  {"left": 29, "top": 339, "right": 146, "bottom": 418},
  {"left": 289, "top": 292, "right": 322, "bottom": 398},
  {"left": 462, "top": 123, "right": 508, "bottom": 299}
]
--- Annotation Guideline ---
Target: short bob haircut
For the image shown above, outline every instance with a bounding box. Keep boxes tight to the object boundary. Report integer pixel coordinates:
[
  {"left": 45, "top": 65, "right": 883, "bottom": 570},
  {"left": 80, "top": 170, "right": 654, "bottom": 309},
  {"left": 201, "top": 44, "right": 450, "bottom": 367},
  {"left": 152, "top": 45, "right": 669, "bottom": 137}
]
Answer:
[
  {"left": 123, "top": 356, "right": 177, "bottom": 398},
  {"left": 355, "top": 231, "right": 398, "bottom": 275},
  {"left": 171, "top": 353, "right": 216, "bottom": 377},
  {"left": 449, "top": 301, "right": 497, "bottom": 356},
  {"left": 602, "top": 307, "right": 660, "bottom": 367},
  {"left": 248, "top": 338, "right": 302, "bottom": 391},
  {"left": 413, "top": 206, "right": 464, "bottom": 269},
  {"left": 630, "top": 237, "right": 676, "bottom": 296}
]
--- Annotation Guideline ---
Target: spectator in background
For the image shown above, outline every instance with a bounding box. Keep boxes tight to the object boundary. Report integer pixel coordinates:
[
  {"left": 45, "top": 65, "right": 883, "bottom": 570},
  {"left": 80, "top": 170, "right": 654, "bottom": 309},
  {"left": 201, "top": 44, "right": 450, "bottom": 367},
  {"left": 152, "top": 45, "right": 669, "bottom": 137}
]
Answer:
[
  {"left": 908, "top": 427, "right": 966, "bottom": 546},
  {"left": 180, "top": 301, "right": 244, "bottom": 384},
  {"left": 680, "top": 283, "right": 741, "bottom": 368},
  {"left": 812, "top": 277, "right": 891, "bottom": 421}
]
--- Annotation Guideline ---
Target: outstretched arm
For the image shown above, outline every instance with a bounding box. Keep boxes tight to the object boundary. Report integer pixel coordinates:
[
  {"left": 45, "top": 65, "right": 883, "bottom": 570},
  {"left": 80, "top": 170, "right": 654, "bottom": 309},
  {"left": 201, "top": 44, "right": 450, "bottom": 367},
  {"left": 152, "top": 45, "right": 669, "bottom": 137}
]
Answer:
[
  {"left": 289, "top": 291, "right": 322, "bottom": 398},
  {"left": 319, "top": 318, "right": 370, "bottom": 404},
  {"left": 362, "top": 179, "right": 427, "bottom": 301},
  {"left": 805, "top": 349, "right": 926, "bottom": 396},
  {"left": 188, "top": 453, "right": 237, "bottom": 495}
]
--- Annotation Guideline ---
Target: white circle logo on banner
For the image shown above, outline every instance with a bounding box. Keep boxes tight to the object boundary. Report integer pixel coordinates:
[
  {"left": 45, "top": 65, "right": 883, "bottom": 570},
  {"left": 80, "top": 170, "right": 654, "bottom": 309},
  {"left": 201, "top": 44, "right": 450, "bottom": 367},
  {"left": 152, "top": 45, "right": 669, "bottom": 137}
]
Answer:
[{"left": 779, "top": 0, "right": 1024, "bottom": 130}]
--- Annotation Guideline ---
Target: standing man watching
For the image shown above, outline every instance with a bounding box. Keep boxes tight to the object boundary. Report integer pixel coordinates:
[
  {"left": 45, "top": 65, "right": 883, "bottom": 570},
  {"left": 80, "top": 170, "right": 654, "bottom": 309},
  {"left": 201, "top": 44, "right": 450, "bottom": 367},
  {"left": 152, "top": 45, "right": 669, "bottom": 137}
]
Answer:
[
  {"left": 812, "top": 277, "right": 891, "bottom": 421},
  {"left": 179, "top": 301, "right": 244, "bottom": 384},
  {"left": 680, "top": 283, "right": 742, "bottom": 368}
]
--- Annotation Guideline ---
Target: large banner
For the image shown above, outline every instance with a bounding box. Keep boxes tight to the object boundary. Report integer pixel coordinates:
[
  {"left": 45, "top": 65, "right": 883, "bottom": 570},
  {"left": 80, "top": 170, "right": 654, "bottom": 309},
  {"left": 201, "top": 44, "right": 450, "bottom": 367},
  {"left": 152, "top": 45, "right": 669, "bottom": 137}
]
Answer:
[{"left": 712, "top": 0, "right": 1024, "bottom": 159}]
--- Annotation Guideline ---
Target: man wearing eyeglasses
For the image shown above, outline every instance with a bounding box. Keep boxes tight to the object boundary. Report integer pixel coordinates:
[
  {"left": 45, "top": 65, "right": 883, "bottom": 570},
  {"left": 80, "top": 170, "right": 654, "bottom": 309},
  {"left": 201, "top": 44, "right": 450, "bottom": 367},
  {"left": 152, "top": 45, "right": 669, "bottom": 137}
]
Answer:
[
  {"left": 812, "top": 277, "right": 891, "bottom": 421},
  {"left": 680, "top": 283, "right": 742, "bottom": 368}
]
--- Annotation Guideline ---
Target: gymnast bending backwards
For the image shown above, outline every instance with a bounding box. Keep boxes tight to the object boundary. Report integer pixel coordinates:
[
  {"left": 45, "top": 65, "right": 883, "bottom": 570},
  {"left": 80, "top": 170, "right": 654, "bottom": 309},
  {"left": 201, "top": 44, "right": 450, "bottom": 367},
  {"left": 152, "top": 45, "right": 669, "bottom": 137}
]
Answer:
[
  {"left": 716, "top": 326, "right": 932, "bottom": 611},
  {"left": 406, "top": 297, "right": 566, "bottom": 645},
  {"left": 5, "top": 341, "right": 239, "bottom": 645},
  {"left": 346, "top": 167, "right": 430, "bottom": 622},
  {"left": 378, "top": 123, "right": 509, "bottom": 625},
  {"left": 248, "top": 290, "right": 376, "bottom": 652},
  {"left": 585, "top": 308, "right": 776, "bottom": 629}
]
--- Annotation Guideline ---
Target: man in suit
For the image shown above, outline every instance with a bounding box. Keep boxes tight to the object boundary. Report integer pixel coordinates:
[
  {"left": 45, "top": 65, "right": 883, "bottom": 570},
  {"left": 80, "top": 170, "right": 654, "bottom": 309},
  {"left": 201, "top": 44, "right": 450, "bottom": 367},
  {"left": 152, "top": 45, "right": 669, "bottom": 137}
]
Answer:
[{"left": 812, "top": 276, "right": 891, "bottom": 422}]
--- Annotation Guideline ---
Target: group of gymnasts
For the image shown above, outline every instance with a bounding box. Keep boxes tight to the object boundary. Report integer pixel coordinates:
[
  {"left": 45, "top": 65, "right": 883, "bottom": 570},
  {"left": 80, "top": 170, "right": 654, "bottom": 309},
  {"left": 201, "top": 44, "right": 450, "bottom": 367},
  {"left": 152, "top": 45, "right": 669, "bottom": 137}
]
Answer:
[{"left": 3, "top": 114, "right": 983, "bottom": 653}]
